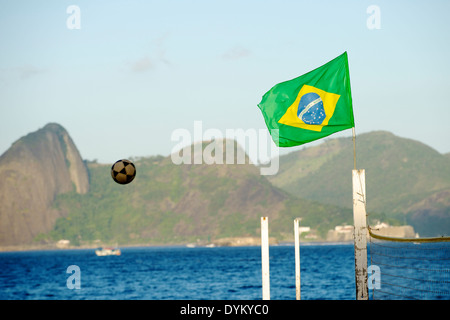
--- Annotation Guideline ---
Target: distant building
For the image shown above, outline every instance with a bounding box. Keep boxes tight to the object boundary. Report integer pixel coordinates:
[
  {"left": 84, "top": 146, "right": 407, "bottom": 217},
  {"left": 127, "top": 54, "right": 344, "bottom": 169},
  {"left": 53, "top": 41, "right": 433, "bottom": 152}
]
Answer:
[
  {"left": 372, "top": 221, "right": 390, "bottom": 229},
  {"left": 298, "top": 226, "right": 311, "bottom": 234},
  {"left": 334, "top": 225, "right": 353, "bottom": 233},
  {"left": 327, "top": 225, "right": 354, "bottom": 242},
  {"left": 56, "top": 239, "right": 70, "bottom": 249}
]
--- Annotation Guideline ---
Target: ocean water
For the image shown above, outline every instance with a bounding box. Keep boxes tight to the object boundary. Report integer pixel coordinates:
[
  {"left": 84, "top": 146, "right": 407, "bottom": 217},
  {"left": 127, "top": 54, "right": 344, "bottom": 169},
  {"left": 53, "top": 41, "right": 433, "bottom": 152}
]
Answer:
[{"left": 0, "top": 244, "right": 358, "bottom": 300}]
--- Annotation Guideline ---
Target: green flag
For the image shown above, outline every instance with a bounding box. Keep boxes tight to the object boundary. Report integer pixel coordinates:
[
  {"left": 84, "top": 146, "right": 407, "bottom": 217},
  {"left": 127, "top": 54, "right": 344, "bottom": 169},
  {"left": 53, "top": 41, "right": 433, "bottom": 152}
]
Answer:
[{"left": 258, "top": 51, "right": 354, "bottom": 147}]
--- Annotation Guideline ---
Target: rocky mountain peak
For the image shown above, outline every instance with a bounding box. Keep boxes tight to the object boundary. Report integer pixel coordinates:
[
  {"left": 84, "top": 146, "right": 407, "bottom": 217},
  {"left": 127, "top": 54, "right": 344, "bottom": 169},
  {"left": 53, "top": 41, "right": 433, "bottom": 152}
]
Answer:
[{"left": 0, "top": 123, "right": 89, "bottom": 245}]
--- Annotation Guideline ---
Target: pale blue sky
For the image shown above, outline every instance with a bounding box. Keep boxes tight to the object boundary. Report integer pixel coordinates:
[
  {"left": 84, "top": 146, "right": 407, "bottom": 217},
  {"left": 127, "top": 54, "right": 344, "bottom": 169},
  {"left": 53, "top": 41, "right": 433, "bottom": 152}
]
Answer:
[{"left": 1, "top": 0, "right": 449, "bottom": 164}]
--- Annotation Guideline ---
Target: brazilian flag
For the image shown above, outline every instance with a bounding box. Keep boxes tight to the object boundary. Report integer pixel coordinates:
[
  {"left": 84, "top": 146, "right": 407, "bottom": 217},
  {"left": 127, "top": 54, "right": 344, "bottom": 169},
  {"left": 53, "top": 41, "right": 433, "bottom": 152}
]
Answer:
[{"left": 258, "top": 52, "right": 354, "bottom": 147}]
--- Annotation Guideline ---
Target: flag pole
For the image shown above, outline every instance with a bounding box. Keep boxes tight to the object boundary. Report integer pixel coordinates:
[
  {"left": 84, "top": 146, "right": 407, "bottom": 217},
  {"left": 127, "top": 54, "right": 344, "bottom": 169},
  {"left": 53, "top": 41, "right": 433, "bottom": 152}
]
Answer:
[
  {"left": 352, "top": 169, "right": 369, "bottom": 299},
  {"left": 352, "top": 127, "right": 356, "bottom": 170}
]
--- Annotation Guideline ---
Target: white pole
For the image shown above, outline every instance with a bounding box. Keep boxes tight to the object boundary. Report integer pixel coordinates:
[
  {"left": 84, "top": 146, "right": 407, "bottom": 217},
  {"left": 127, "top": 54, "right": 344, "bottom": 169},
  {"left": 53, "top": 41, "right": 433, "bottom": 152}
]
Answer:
[
  {"left": 261, "top": 216, "right": 270, "bottom": 300},
  {"left": 352, "top": 169, "right": 369, "bottom": 300},
  {"left": 294, "top": 218, "right": 301, "bottom": 300}
]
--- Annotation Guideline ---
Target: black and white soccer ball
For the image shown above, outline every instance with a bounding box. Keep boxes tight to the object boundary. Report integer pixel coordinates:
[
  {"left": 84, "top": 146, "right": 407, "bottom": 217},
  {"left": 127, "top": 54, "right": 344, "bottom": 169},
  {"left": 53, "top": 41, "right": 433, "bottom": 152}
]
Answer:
[{"left": 111, "top": 159, "right": 136, "bottom": 185}]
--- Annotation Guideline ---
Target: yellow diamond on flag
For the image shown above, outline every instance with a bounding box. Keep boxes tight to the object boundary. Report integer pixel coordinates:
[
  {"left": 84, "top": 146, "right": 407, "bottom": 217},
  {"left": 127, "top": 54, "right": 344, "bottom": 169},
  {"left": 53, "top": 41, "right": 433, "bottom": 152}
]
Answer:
[{"left": 278, "top": 85, "right": 341, "bottom": 132}]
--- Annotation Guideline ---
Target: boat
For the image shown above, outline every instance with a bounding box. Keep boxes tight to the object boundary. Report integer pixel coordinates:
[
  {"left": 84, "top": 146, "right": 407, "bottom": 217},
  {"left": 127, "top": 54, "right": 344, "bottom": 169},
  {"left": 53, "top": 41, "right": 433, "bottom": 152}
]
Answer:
[{"left": 95, "top": 247, "right": 121, "bottom": 256}]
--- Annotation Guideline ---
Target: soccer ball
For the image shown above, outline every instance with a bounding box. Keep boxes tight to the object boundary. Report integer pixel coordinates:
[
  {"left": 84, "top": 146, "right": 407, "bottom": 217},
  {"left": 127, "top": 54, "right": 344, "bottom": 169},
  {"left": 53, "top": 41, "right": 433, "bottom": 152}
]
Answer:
[{"left": 111, "top": 159, "right": 136, "bottom": 185}]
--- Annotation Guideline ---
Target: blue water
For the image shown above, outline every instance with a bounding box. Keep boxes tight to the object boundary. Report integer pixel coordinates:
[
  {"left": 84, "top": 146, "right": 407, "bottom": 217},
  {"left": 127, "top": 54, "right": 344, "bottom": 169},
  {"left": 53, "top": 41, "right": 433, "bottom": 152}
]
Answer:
[{"left": 0, "top": 244, "right": 357, "bottom": 300}]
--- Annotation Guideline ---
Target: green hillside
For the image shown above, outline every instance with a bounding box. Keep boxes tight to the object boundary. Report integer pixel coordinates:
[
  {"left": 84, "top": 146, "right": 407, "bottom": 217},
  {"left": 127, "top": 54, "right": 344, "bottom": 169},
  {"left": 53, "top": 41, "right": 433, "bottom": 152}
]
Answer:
[
  {"left": 6, "top": 124, "right": 447, "bottom": 248},
  {"left": 269, "top": 131, "right": 450, "bottom": 236},
  {"left": 38, "top": 141, "right": 353, "bottom": 246}
]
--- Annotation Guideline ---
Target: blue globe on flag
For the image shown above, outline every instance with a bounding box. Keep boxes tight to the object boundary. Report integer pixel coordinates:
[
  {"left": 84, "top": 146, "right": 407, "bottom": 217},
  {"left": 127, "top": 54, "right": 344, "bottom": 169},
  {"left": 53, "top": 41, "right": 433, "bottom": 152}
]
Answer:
[{"left": 297, "top": 92, "right": 326, "bottom": 125}]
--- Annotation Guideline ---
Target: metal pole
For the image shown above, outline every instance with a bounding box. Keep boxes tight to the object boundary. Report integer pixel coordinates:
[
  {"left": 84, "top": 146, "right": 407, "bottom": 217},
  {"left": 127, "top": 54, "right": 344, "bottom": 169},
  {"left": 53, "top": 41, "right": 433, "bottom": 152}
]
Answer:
[
  {"left": 352, "top": 127, "right": 357, "bottom": 170},
  {"left": 261, "top": 217, "right": 270, "bottom": 300},
  {"left": 294, "top": 218, "right": 301, "bottom": 300},
  {"left": 352, "top": 169, "right": 369, "bottom": 300}
]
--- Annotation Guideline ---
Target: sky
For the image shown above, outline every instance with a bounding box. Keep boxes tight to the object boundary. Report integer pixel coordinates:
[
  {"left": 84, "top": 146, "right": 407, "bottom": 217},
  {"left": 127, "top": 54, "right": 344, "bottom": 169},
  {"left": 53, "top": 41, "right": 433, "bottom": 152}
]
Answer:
[{"left": 1, "top": 0, "right": 450, "bottom": 164}]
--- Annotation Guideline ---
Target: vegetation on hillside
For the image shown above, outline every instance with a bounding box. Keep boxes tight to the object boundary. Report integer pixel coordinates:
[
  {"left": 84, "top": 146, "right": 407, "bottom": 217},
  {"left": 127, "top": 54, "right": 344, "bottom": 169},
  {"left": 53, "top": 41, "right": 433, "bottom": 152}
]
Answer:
[
  {"left": 33, "top": 131, "right": 450, "bottom": 246},
  {"left": 269, "top": 131, "right": 450, "bottom": 236},
  {"left": 38, "top": 151, "right": 356, "bottom": 246}
]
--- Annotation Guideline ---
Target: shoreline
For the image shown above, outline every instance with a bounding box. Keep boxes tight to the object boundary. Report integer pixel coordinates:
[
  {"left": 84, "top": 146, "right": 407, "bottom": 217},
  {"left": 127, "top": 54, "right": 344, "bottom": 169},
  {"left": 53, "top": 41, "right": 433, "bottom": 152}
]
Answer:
[{"left": 0, "top": 240, "right": 354, "bottom": 253}]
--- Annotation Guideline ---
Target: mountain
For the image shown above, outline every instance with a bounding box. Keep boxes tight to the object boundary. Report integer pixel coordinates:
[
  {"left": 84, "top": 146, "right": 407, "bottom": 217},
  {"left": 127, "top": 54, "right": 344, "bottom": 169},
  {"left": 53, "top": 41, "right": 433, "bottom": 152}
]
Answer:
[
  {"left": 0, "top": 123, "right": 89, "bottom": 246},
  {"left": 2, "top": 124, "right": 446, "bottom": 248},
  {"left": 268, "top": 131, "right": 450, "bottom": 236},
  {"left": 0, "top": 126, "right": 352, "bottom": 248},
  {"left": 43, "top": 139, "right": 352, "bottom": 246}
]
